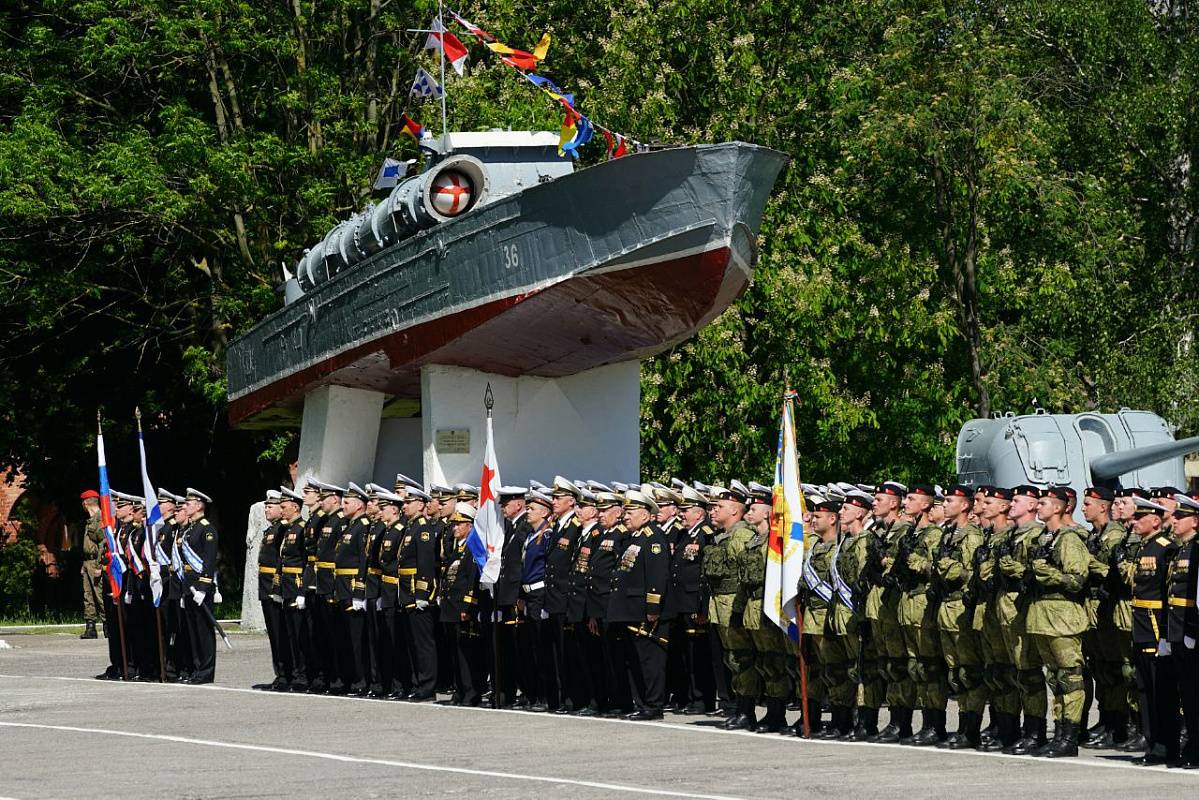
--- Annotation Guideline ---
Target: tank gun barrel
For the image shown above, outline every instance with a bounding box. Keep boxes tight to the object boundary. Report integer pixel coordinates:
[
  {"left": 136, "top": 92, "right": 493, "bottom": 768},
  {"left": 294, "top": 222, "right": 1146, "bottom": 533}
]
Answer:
[{"left": 1089, "top": 434, "right": 1199, "bottom": 481}]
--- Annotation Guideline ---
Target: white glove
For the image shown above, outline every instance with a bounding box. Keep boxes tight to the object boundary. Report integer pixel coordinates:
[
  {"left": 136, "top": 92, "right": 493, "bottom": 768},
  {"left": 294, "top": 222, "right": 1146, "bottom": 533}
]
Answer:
[
  {"left": 190, "top": 588, "right": 206, "bottom": 605},
  {"left": 415, "top": 599, "right": 430, "bottom": 611},
  {"left": 351, "top": 598, "right": 366, "bottom": 612},
  {"left": 123, "top": 593, "right": 132, "bottom": 605},
  {"left": 270, "top": 594, "right": 283, "bottom": 604},
  {"left": 1186, "top": 635, "right": 1196, "bottom": 650},
  {"left": 376, "top": 598, "right": 384, "bottom": 611},
  {"left": 1157, "top": 639, "right": 1173, "bottom": 657},
  {"left": 539, "top": 608, "right": 549, "bottom": 621},
  {"left": 213, "top": 590, "right": 222, "bottom": 604},
  {"left": 180, "top": 597, "right": 185, "bottom": 608},
  {"left": 294, "top": 595, "right": 306, "bottom": 611}
]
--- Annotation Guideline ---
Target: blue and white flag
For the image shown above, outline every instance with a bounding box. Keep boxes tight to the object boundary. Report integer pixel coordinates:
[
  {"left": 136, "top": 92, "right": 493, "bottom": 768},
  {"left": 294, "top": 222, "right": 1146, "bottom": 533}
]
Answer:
[
  {"left": 373, "top": 157, "right": 408, "bottom": 190},
  {"left": 137, "top": 426, "right": 164, "bottom": 607},
  {"left": 410, "top": 66, "right": 444, "bottom": 99},
  {"left": 466, "top": 414, "right": 505, "bottom": 589}
]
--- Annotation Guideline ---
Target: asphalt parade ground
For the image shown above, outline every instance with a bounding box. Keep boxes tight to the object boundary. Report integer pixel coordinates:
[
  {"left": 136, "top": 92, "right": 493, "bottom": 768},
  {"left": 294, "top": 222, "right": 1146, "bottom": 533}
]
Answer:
[{"left": 0, "top": 632, "right": 1196, "bottom": 799}]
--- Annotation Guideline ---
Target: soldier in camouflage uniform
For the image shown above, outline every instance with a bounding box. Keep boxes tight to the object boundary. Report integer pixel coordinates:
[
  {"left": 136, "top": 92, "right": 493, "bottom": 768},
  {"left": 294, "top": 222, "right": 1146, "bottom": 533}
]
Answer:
[
  {"left": 973, "top": 487, "right": 1021, "bottom": 751},
  {"left": 80, "top": 491, "right": 105, "bottom": 640},
  {"left": 1024, "top": 486, "right": 1091, "bottom": 757},
  {"left": 895, "top": 485, "right": 947, "bottom": 746},
  {"left": 1111, "top": 487, "right": 1149, "bottom": 752},
  {"left": 841, "top": 491, "right": 881, "bottom": 739},
  {"left": 994, "top": 485, "right": 1049, "bottom": 754},
  {"left": 934, "top": 485, "right": 985, "bottom": 749},
  {"left": 701, "top": 483, "right": 758, "bottom": 730},
  {"left": 822, "top": 496, "right": 869, "bottom": 739},
  {"left": 866, "top": 482, "right": 914, "bottom": 743},
  {"left": 1078, "top": 486, "right": 1132, "bottom": 749},
  {"left": 737, "top": 483, "right": 793, "bottom": 733}
]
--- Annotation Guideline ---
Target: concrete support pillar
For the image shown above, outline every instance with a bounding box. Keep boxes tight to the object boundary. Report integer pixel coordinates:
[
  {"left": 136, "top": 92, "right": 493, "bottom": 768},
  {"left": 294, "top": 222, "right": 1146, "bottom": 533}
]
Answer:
[
  {"left": 420, "top": 361, "right": 640, "bottom": 487},
  {"left": 295, "top": 385, "right": 387, "bottom": 486},
  {"left": 239, "top": 501, "right": 267, "bottom": 632}
]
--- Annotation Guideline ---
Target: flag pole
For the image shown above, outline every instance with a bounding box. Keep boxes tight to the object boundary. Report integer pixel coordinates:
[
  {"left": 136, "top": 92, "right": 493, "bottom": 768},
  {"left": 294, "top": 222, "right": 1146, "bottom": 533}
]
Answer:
[
  {"left": 137, "top": 406, "right": 168, "bottom": 682},
  {"left": 484, "top": 381, "right": 503, "bottom": 708},
  {"left": 437, "top": 0, "right": 448, "bottom": 141},
  {"left": 101, "top": 411, "right": 130, "bottom": 681}
]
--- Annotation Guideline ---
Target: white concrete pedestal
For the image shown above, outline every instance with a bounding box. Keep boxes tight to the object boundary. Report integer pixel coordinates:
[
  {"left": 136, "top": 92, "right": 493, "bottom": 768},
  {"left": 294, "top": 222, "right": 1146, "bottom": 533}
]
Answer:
[
  {"left": 296, "top": 385, "right": 387, "bottom": 485},
  {"left": 419, "top": 362, "right": 641, "bottom": 486},
  {"left": 239, "top": 501, "right": 267, "bottom": 632}
]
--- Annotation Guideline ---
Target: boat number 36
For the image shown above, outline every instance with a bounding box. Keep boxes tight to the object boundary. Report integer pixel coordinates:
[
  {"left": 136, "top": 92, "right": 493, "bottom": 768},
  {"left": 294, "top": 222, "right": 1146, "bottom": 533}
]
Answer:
[{"left": 502, "top": 244, "right": 520, "bottom": 269}]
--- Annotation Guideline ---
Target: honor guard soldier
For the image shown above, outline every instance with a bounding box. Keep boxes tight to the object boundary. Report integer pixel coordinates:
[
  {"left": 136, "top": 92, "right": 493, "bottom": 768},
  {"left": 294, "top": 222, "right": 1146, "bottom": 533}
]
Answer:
[
  {"left": 80, "top": 490, "right": 104, "bottom": 640},
  {"left": 865, "top": 481, "right": 913, "bottom": 743},
  {"left": 609, "top": 489, "right": 671, "bottom": 720},
  {"left": 277, "top": 487, "right": 308, "bottom": 692},
  {"left": 995, "top": 485, "right": 1049, "bottom": 754},
  {"left": 362, "top": 483, "right": 389, "bottom": 696},
  {"left": 664, "top": 484, "right": 716, "bottom": 715},
  {"left": 492, "top": 486, "right": 529, "bottom": 708},
  {"left": 799, "top": 499, "right": 841, "bottom": 737},
  {"left": 934, "top": 485, "right": 986, "bottom": 749},
  {"left": 255, "top": 490, "right": 290, "bottom": 691},
  {"left": 371, "top": 490, "right": 407, "bottom": 699},
  {"left": 440, "top": 504, "right": 484, "bottom": 706},
  {"left": 1129, "top": 495, "right": 1179, "bottom": 765},
  {"left": 1166, "top": 493, "right": 1199, "bottom": 768},
  {"left": 154, "top": 489, "right": 185, "bottom": 679},
  {"left": 544, "top": 476, "right": 582, "bottom": 712},
  {"left": 308, "top": 479, "right": 346, "bottom": 692},
  {"left": 972, "top": 487, "right": 1020, "bottom": 751},
  {"left": 838, "top": 491, "right": 878, "bottom": 739},
  {"left": 1078, "top": 486, "right": 1132, "bottom": 749},
  {"left": 519, "top": 490, "right": 556, "bottom": 710},
  {"left": 180, "top": 488, "right": 218, "bottom": 684},
  {"left": 397, "top": 487, "right": 438, "bottom": 701},
  {"left": 588, "top": 490, "right": 633, "bottom": 716},
  {"left": 329, "top": 483, "right": 369, "bottom": 695},
  {"left": 701, "top": 483, "right": 757, "bottom": 730}
]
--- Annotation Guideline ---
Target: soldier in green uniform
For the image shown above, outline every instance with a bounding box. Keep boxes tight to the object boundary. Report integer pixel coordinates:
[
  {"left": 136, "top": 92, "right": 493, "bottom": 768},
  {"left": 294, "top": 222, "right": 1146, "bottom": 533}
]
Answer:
[
  {"left": 737, "top": 482, "right": 792, "bottom": 733},
  {"left": 995, "top": 485, "right": 1049, "bottom": 754},
  {"left": 702, "top": 482, "right": 757, "bottom": 730},
  {"left": 973, "top": 486, "right": 1021, "bottom": 751},
  {"left": 1024, "top": 486, "right": 1090, "bottom": 757},
  {"left": 818, "top": 498, "right": 861, "bottom": 740},
  {"left": 1078, "top": 486, "right": 1132, "bottom": 749},
  {"left": 895, "top": 485, "right": 947, "bottom": 745},
  {"left": 80, "top": 490, "right": 105, "bottom": 640},
  {"left": 866, "top": 481, "right": 914, "bottom": 743},
  {"left": 934, "top": 485, "right": 985, "bottom": 749},
  {"left": 841, "top": 490, "right": 880, "bottom": 739}
]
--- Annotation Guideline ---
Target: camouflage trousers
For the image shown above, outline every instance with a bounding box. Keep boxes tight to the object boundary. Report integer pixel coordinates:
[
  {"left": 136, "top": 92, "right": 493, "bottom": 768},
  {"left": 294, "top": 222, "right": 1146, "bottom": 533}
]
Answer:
[
  {"left": 749, "top": 623, "right": 793, "bottom": 700},
  {"left": 902, "top": 622, "right": 948, "bottom": 711},
  {"left": 818, "top": 631, "right": 859, "bottom": 708},
  {"left": 82, "top": 563, "right": 104, "bottom": 624},
  {"left": 719, "top": 624, "right": 761, "bottom": 699},
  {"left": 940, "top": 624, "right": 985, "bottom": 714},
  {"left": 981, "top": 609, "right": 1019, "bottom": 716},
  {"left": 1000, "top": 616, "right": 1047, "bottom": 719},
  {"left": 1083, "top": 624, "right": 1134, "bottom": 714},
  {"left": 857, "top": 621, "right": 885, "bottom": 709},
  {"left": 789, "top": 634, "right": 824, "bottom": 708},
  {"left": 876, "top": 616, "right": 914, "bottom": 708},
  {"left": 1033, "top": 633, "right": 1085, "bottom": 724}
]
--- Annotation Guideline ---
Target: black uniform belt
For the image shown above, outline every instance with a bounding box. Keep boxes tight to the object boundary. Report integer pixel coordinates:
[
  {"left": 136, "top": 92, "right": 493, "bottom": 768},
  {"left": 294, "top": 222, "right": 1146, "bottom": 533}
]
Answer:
[
  {"left": 1169, "top": 597, "right": 1197, "bottom": 608},
  {"left": 1133, "top": 599, "right": 1163, "bottom": 609}
]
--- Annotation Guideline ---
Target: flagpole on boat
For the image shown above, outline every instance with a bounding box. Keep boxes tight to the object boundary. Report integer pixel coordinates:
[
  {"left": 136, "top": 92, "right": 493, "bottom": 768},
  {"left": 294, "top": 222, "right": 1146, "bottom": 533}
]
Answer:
[{"left": 438, "top": 0, "right": 448, "bottom": 142}]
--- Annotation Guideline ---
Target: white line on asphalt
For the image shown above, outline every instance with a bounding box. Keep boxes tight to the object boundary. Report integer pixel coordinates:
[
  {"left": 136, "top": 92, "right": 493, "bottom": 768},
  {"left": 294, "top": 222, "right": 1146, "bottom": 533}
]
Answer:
[
  {"left": 0, "top": 721, "right": 746, "bottom": 800},
  {"left": 1, "top": 673, "right": 1195, "bottom": 778}
]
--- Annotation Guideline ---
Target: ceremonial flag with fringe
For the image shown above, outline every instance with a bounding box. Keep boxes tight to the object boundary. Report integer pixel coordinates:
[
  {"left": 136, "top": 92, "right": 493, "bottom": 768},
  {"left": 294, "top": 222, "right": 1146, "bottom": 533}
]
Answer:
[{"left": 765, "top": 391, "right": 806, "bottom": 640}]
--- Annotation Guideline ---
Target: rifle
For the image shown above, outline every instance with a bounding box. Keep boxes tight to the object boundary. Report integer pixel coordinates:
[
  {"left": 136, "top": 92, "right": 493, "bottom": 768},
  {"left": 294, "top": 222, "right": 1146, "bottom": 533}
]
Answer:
[
  {"left": 1019, "top": 532, "right": 1056, "bottom": 609},
  {"left": 963, "top": 532, "right": 993, "bottom": 614}
]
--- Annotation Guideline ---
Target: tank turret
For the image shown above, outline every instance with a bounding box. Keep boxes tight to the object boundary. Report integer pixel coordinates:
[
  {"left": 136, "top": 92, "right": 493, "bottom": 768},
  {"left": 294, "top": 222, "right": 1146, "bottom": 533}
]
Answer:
[{"left": 956, "top": 409, "right": 1197, "bottom": 505}]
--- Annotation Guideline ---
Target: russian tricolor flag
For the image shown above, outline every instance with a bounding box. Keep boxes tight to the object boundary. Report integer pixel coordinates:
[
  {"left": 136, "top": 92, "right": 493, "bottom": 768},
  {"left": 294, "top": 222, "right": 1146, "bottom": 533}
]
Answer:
[{"left": 97, "top": 426, "right": 124, "bottom": 597}]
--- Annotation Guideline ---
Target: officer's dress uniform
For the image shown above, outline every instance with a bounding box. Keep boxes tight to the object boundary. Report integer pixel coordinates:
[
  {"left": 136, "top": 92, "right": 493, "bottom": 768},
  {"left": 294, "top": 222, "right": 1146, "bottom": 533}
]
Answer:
[
  {"left": 181, "top": 516, "right": 219, "bottom": 683},
  {"left": 277, "top": 514, "right": 308, "bottom": 691},
  {"left": 432, "top": 515, "right": 457, "bottom": 693},
  {"left": 588, "top": 521, "right": 631, "bottom": 715},
  {"left": 544, "top": 509, "right": 581, "bottom": 711},
  {"left": 330, "top": 512, "right": 369, "bottom": 695},
  {"left": 257, "top": 518, "right": 291, "bottom": 689},
  {"left": 166, "top": 518, "right": 193, "bottom": 679},
  {"left": 608, "top": 522, "right": 671, "bottom": 719},
  {"left": 301, "top": 507, "right": 327, "bottom": 689},
  {"left": 1166, "top": 529, "right": 1199, "bottom": 766},
  {"left": 565, "top": 519, "right": 604, "bottom": 713},
  {"left": 518, "top": 520, "right": 555, "bottom": 709},
  {"left": 124, "top": 521, "right": 156, "bottom": 679},
  {"left": 363, "top": 516, "right": 389, "bottom": 696},
  {"left": 376, "top": 518, "right": 406, "bottom": 698},
  {"left": 664, "top": 519, "right": 715, "bottom": 714},
  {"left": 493, "top": 511, "right": 529, "bottom": 707},
  {"left": 439, "top": 537, "right": 483, "bottom": 705},
  {"left": 1131, "top": 527, "right": 1179, "bottom": 763},
  {"left": 313, "top": 510, "right": 345, "bottom": 691},
  {"left": 397, "top": 513, "right": 438, "bottom": 700}
]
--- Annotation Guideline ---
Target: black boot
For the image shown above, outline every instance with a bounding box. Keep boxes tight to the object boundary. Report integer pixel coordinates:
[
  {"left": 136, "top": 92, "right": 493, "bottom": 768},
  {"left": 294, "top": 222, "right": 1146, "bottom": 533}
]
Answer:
[
  {"left": 938, "top": 711, "right": 968, "bottom": 749},
  {"left": 755, "top": 698, "right": 787, "bottom": 734},
  {"left": 725, "top": 697, "right": 758, "bottom": 731},
  {"left": 979, "top": 711, "right": 998, "bottom": 747},
  {"left": 836, "top": 706, "right": 857, "bottom": 740},
  {"left": 854, "top": 706, "right": 879, "bottom": 740},
  {"left": 1033, "top": 720, "right": 1062, "bottom": 757},
  {"left": 1042, "top": 720, "right": 1080, "bottom": 758},
  {"left": 80, "top": 621, "right": 98, "bottom": 640},
  {"left": 1082, "top": 710, "right": 1108, "bottom": 747},
  {"left": 721, "top": 696, "right": 747, "bottom": 730},
  {"left": 985, "top": 711, "right": 1020, "bottom": 751},
  {"left": 1005, "top": 716, "right": 1047, "bottom": 755},
  {"left": 945, "top": 711, "right": 981, "bottom": 750},
  {"left": 909, "top": 709, "right": 946, "bottom": 746}
]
